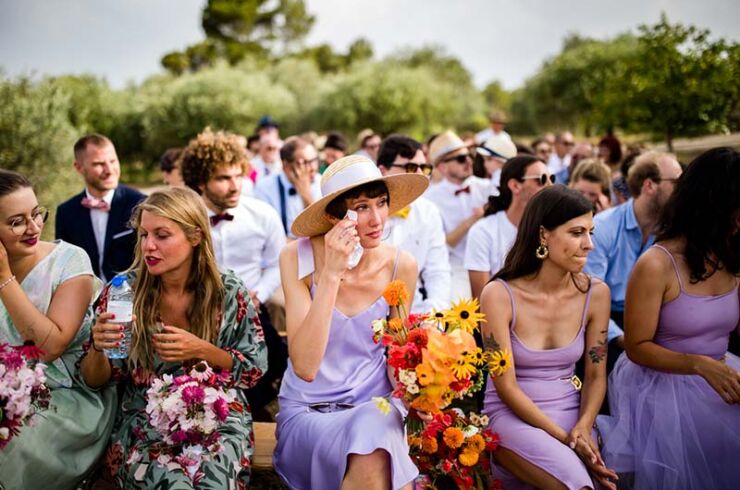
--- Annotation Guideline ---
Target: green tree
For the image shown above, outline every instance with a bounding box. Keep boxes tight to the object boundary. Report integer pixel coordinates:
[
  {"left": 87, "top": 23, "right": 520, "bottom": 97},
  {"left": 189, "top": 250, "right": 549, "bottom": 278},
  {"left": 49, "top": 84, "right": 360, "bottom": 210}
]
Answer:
[
  {"left": 609, "top": 15, "right": 740, "bottom": 150},
  {"left": 162, "top": 0, "right": 315, "bottom": 73}
]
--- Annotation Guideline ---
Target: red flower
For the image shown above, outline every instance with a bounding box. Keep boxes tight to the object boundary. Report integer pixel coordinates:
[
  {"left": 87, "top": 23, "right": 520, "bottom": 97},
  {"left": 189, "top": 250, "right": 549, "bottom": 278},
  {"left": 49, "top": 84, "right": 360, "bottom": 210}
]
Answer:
[
  {"left": 405, "top": 313, "right": 428, "bottom": 327},
  {"left": 15, "top": 341, "right": 45, "bottom": 360},
  {"left": 105, "top": 442, "right": 123, "bottom": 478},
  {"left": 450, "top": 378, "right": 472, "bottom": 392},
  {"left": 483, "top": 430, "right": 500, "bottom": 451},
  {"left": 238, "top": 367, "right": 264, "bottom": 389},
  {"left": 387, "top": 344, "right": 421, "bottom": 370},
  {"left": 96, "top": 286, "right": 110, "bottom": 314},
  {"left": 131, "top": 367, "right": 156, "bottom": 386},
  {"left": 235, "top": 290, "right": 248, "bottom": 323},
  {"left": 440, "top": 459, "right": 454, "bottom": 473},
  {"left": 406, "top": 328, "right": 428, "bottom": 349}
]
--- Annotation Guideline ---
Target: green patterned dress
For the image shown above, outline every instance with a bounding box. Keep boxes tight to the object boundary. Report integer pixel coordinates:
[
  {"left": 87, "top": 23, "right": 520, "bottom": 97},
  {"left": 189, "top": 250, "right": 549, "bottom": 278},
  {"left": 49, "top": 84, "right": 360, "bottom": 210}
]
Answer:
[
  {"left": 0, "top": 240, "right": 117, "bottom": 490},
  {"left": 92, "top": 270, "right": 268, "bottom": 489}
]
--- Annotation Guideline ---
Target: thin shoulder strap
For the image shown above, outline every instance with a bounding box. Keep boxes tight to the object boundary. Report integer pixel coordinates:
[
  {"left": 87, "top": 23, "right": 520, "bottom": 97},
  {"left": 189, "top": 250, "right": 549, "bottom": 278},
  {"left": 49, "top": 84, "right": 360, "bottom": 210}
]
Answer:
[
  {"left": 652, "top": 244, "right": 685, "bottom": 291},
  {"left": 391, "top": 247, "right": 402, "bottom": 280},
  {"left": 494, "top": 279, "right": 517, "bottom": 329},
  {"left": 580, "top": 278, "right": 594, "bottom": 329},
  {"left": 297, "top": 237, "right": 315, "bottom": 287}
]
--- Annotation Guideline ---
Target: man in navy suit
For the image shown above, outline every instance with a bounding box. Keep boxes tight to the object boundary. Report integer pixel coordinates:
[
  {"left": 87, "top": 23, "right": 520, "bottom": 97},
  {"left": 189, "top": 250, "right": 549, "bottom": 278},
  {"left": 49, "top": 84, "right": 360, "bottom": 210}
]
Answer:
[{"left": 56, "top": 134, "right": 145, "bottom": 281}]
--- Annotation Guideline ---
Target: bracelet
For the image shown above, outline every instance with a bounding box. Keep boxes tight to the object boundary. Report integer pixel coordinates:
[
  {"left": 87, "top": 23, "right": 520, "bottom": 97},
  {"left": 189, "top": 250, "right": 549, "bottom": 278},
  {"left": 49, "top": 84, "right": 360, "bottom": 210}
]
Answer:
[{"left": 0, "top": 275, "right": 16, "bottom": 291}]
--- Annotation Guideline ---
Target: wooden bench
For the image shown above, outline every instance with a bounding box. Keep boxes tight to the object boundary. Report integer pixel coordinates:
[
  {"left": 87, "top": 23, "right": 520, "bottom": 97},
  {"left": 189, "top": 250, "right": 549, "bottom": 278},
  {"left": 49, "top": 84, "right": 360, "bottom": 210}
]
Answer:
[{"left": 253, "top": 421, "right": 277, "bottom": 469}]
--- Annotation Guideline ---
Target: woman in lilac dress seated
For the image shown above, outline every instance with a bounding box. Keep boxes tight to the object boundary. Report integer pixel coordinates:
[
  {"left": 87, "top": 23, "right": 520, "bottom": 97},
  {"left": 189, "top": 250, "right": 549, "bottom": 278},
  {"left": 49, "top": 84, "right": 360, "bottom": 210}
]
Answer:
[
  {"left": 273, "top": 155, "right": 429, "bottom": 490},
  {"left": 480, "top": 186, "right": 617, "bottom": 490},
  {"left": 598, "top": 147, "right": 740, "bottom": 489}
]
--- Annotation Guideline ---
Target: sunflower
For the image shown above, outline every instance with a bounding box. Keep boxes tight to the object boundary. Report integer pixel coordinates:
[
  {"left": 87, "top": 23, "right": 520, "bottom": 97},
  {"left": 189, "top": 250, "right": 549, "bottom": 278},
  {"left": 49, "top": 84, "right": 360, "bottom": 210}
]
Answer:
[
  {"left": 383, "top": 280, "right": 409, "bottom": 307},
  {"left": 450, "top": 357, "right": 477, "bottom": 379},
  {"left": 444, "top": 298, "right": 486, "bottom": 334},
  {"left": 465, "top": 348, "right": 485, "bottom": 366},
  {"left": 485, "top": 349, "right": 513, "bottom": 377}
]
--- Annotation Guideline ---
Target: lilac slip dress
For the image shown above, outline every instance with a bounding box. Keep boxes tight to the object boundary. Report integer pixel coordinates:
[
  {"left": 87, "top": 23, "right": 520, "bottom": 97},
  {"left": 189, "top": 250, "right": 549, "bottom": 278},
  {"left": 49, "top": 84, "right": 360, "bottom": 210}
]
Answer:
[
  {"left": 483, "top": 278, "right": 596, "bottom": 490},
  {"left": 598, "top": 244, "right": 740, "bottom": 490},
  {"left": 273, "top": 238, "right": 418, "bottom": 490}
]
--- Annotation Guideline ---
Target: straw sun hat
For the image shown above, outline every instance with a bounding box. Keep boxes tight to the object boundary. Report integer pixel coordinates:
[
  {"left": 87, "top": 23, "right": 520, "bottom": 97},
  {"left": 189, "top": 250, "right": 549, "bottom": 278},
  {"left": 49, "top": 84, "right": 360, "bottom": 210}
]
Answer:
[{"left": 291, "top": 155, "right": 429, "bottom": 237}]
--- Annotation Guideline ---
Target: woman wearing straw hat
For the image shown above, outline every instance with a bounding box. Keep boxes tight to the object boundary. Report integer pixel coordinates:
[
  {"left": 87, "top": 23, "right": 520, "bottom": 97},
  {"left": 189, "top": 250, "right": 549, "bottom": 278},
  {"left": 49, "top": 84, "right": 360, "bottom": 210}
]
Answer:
[{"left": 273, "top": 155, "right": 429, "bottom": 489}]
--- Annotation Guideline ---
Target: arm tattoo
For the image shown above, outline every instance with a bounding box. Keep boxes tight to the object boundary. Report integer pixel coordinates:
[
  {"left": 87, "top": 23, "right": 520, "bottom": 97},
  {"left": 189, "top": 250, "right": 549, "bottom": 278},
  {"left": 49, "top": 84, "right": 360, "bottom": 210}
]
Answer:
[
  {"left": 483, "top": 332, "right": 501, "bottom": 352},
  {"left": 588, "top": 340, "right": 607, "bottom": 364}
]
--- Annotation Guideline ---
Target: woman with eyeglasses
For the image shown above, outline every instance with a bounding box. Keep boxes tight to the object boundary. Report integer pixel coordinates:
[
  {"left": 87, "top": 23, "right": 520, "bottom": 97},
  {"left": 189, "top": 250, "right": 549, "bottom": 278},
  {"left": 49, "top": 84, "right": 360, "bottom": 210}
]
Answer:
[
  {"left": 0, "top": 169, "right": 116, "bottom": 489},
  {"left": 464, "top": 155, "right": 554, "bottom": 299}
]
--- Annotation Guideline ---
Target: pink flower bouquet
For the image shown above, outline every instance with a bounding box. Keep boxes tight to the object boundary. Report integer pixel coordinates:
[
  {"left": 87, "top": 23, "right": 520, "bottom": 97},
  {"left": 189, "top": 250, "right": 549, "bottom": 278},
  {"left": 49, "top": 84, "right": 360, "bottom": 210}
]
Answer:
[{"left": 0, "top": 342, "right": 51, "bottom": 449}]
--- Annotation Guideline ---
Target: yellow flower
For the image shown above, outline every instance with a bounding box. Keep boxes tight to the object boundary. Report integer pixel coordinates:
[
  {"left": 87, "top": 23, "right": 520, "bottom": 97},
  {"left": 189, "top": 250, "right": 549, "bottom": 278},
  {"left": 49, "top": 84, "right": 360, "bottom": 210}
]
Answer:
[
  {"left": 415, "top": 362, "right": 435, "bottom": 387},
  {"left": 466, "top": 434, "right": 486, "bottom": 453},
  {"left": 372, "top": 396, "right": 391, "bottom": 415},
  {"left": 421, "top": 436, "right": 438, "bottom": 454},
  {"left": 465, "top": 348, "right": 485, "bottom": 366},
  {"left": 459, "top": 449, "right": 479, "bottom": 466},
  {"left": 442, "top": 427, "right": 465, "bottom": 449},
  {"left": 444, "top": 298, "right": 486, "bottom": 334},
  {"left": 450, "top": 357, "right": 477, "bottom": 379},
  {"left": 387, "top": 318, "right": 403, "bottom": 331},
  {"left": 383, "top": 280, "right": 409, "bottom": 307},
  {"left": 485, "top": 349, "right": 513, "bottom": 377}
]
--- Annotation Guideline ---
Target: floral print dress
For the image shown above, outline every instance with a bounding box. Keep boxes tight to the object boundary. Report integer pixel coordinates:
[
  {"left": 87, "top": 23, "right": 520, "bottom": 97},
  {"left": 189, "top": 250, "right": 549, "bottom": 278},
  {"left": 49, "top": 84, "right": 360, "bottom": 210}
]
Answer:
[{"left": 90, "top": 270, "right": 267, "bottom": 489}]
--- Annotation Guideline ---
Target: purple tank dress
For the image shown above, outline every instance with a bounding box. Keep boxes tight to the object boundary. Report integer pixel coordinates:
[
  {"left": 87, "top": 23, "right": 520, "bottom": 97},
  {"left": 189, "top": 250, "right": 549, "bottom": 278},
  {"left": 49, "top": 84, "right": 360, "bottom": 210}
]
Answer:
[
  {"left": 273, "top": 238, "right": 418, "bottom": 490},
  {"left": 483, "top": 279, "right": 596, "bottom": 490},
  {"left": 598, "top": 245, "right": 740, "bottom": 489}
]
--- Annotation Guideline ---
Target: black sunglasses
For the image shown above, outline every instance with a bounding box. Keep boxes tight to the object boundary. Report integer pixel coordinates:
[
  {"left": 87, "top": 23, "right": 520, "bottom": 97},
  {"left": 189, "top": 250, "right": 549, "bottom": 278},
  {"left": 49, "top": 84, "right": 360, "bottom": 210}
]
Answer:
[
  {"left": 442, "top": 153, "right": 472, "bottom": 164},
  {"left": 390, "top": 163, "right": 433, "bottom": 176},
  {"left": 520, "top": 173, "right": 556, "bottom": 186}
]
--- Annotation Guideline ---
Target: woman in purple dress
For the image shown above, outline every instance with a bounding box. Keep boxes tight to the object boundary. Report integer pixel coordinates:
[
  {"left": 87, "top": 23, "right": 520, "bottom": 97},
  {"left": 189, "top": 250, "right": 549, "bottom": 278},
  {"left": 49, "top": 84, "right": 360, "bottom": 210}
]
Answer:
[
  {"left": 273, "top": 155, "right": 429, "bottom": 490},
  {"left": 480, "top": 185, "right": 618, "bottom": 489},
  {"left": 598, "top": 147, "right": 740, "bottom": 489}
]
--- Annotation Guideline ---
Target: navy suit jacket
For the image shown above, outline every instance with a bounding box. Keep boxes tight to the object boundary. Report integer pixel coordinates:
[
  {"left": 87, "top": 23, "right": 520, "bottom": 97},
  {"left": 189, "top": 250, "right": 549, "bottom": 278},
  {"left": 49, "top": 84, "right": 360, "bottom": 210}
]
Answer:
[{"left": 55, "top": 185, "right": 146, "bottom": 280}]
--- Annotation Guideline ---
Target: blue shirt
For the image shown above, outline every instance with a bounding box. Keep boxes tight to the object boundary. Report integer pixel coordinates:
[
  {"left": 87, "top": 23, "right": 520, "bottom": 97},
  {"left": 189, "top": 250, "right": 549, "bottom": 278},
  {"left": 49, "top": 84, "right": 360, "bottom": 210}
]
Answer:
[
  {"left": 253, "top": 172, "right": 321, "bottom": 238},
  {"left": 585, "top": 199, "right": 655, "bottom": 341}
]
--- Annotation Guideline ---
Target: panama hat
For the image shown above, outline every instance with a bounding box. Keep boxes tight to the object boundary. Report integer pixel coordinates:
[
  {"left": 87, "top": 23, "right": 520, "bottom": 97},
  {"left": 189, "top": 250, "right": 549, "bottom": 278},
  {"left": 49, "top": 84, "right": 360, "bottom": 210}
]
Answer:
[
  {"left": 291, "top": 155, "right": 429, "bottom": 237},
  {"left": 429, "top": 130, "right": 469, "bottom": 165},
  {"left": 477, "top": 135, "right": 517, "bottom": 160}
]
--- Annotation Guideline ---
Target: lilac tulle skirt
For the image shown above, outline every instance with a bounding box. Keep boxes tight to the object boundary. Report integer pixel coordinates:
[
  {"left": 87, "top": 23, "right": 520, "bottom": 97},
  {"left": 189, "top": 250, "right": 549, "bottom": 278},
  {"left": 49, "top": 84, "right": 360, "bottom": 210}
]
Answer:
[{"left": 597, "top": 352, "right": 740, "bottom": 490}]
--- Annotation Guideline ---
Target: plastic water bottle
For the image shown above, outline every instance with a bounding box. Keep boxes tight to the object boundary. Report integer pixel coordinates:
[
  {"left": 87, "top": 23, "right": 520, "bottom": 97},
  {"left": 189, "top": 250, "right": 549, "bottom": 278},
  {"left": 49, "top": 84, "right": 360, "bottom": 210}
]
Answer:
[
  {"left": 104, "top": 274, "right": 134, "bottom": 359},
  {"left": 345, "top": 210, "right": 364, "bottom": 269}
]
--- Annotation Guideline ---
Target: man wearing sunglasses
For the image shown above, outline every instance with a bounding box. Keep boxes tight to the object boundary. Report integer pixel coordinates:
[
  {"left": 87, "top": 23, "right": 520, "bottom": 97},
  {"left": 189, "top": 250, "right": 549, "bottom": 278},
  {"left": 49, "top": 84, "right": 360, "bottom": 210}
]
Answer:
[
  {"left": 251, "top": 131, "right": 283, "bottom": 181},
  {"left": 376, "top": 135, "right": 451, "bottom": 313},
  {"left": 425, "top": 130, "right": 489, "bottom": 299}
]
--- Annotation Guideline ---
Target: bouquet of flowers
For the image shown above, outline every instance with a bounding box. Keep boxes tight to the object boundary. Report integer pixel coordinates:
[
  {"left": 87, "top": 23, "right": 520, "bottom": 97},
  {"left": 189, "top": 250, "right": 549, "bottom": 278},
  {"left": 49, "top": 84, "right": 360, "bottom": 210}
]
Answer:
[
  {"left": 145, "top": 361, "right": 243, "bottom": 483},
  {"left": 0, "top": 342, "right": 51, "bottom": 449},
  {"left": 410, "top": 409, "right": 502, "bottom": 490},
  {"left": 372, "top": 281, "right": 512, "bottom": 489}
]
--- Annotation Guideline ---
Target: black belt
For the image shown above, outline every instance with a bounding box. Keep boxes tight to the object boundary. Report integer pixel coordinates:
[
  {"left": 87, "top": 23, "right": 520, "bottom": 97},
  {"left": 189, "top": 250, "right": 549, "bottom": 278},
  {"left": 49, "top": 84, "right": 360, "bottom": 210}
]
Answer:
[{"left": 308, "top": 402, "right": 355, "bottom": 413}]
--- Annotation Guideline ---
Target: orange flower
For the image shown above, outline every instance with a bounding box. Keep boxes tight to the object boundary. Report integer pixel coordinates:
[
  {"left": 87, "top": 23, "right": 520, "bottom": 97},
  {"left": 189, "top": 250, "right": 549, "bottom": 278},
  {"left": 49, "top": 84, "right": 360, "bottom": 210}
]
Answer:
[
  {"left": 408, "top": 435, "right": 423, "bottom": 448},
  {"left": 415, "top": 362, "right": 434, "bottom": 386},
  {"left": 466, "top": 434, "right": 485, "bottom": 453},
  {"left": 387, "top": 318, "right": 403, "bottom": 331},
  {"left": 383, "top": 280, "right": 409, "bottom": 307},
  {"left": 421, "top": 436, "right": 438, "bottom": 454},
  {"left": 411, "top": 393, "right": 443, "bottom": 414},
  {"left": 459, "top": 449, "right": 479, "bottom": 466},
  {"left": 442, "top": 427, "right": 465, "bottom": 449}
]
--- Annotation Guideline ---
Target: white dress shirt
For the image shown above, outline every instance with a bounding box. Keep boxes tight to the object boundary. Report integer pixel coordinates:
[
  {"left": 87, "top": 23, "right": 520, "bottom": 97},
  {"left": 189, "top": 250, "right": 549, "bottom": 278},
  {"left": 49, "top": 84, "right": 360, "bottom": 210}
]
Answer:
[
  {"left": 208, "top": 197, "right": 286, "bottom": 303},
  {"left": 547, "top": 152, "right": 572, "bottom": 175},
  {"left": 423, "top": 176, "right": 489, "bottom": 266},
  {"left": 386, "top": 197, "right": 451, "bottom": 313},
  {"left": 253, "top": 172, "right": 321, "bottom": 238},
  {"left": 464, "top": 211, "right": 518, "bottom": 276},
  {"left": 85, "top": 188, "right": 115, "bottom": 281}
]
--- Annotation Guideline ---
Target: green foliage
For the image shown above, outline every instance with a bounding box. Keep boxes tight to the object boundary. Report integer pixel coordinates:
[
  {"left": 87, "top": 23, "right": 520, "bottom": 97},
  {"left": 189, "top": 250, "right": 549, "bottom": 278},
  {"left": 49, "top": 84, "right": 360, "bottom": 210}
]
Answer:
[
  {"left": 387, "top": 45, "right": 475, "bottom": 89},
  {"left": 0, "top": 77, "right": 80, "bottom": 238}
]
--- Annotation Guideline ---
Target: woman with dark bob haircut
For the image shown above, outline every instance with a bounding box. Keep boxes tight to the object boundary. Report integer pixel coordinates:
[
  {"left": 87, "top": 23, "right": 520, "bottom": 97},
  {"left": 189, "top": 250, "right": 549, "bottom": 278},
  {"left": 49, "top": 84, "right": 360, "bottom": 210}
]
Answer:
[
  {"left": 598, "top": 147, "right": 740, "bottom": 489},
  {"left": 481, "top": 185, "right": 617, "bottom": 489}
]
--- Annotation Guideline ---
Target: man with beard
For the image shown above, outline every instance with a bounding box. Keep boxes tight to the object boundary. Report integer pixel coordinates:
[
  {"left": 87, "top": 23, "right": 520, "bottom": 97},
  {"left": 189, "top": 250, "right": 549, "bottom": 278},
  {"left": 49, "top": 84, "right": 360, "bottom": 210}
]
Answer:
[
  {"left": 585, "top": 151, "right": 683, "bottom": 372},
  {"left": 180, "top": 128, "right": 287, "bottom": 421},
  {"left": 56, "top": 134, "right": 145, "bottom": 281}
]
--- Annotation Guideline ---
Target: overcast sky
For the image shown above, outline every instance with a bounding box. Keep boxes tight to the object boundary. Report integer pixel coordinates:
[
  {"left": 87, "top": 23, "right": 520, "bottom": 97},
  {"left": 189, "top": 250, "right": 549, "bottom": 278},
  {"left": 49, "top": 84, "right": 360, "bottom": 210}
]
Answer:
[{"left": 1, "top": 0, "right": 738, "bottom": 90}]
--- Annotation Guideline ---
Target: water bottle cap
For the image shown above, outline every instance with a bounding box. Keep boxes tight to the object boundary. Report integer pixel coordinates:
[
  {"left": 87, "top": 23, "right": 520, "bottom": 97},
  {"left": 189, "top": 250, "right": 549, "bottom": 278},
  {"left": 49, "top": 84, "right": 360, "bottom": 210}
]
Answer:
[{"left": 111, "top": 275, "right": 126, "bottom": 287}]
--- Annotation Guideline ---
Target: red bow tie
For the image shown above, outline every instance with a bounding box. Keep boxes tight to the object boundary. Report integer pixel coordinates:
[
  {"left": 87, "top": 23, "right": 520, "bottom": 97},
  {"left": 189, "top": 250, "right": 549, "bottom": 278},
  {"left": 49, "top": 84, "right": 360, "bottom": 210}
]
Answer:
[
  {"left": 454, "top": 186, "right": 471, "bottom": 196},
  {"left": 210, "top": 212, "right": 234, "bottom": 226},
  {"left": 81, "top": 197, "right": 110, "bottom": 211}
]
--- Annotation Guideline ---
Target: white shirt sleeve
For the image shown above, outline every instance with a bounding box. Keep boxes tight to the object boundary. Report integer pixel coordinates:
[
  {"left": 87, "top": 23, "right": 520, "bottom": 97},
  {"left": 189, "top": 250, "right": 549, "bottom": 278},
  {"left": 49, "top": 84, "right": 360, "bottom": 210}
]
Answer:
[
  {"left": 464, "top": 219, "right": 492, "bottom": 272},
  {"left": 417, "top": 205, "right": 451, "bottom": 312},
  {"left": 253, "top": 206, "right": 286, "bottom": 303}
]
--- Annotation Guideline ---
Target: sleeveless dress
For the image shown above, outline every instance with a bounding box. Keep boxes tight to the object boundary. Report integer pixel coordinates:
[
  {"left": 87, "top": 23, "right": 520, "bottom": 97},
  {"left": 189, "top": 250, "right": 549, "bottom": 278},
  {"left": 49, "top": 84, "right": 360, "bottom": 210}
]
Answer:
[
  {"left": 598, "top": 245, "right": 740, "bottom": 489},
  {"left": 0, "top": 240, "right": 117, "bottom": 489},
  {"left": 483, "top": 279, "right": 595, "bottom": 490},
  {"left": 91, "top": 270, "right": 268, "bottom": 489},
  {"left": 273, "top": 238, "right": 418, "bottom": 490}
]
